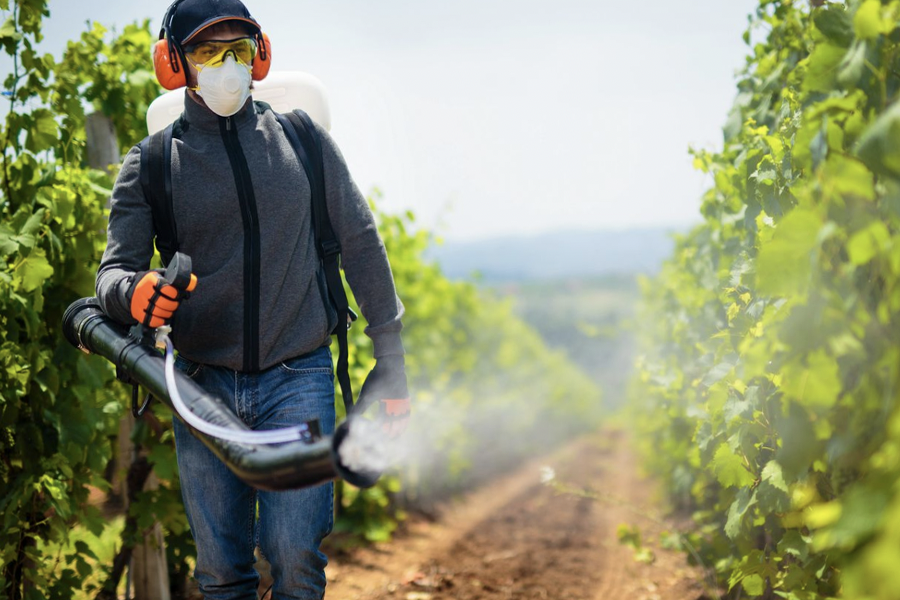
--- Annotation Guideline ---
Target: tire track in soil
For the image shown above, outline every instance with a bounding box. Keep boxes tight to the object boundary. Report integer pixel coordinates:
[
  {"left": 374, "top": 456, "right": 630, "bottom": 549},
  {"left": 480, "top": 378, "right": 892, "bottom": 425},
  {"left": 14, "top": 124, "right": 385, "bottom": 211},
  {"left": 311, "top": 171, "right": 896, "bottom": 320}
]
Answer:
[{"left": 324, "top": 430, "right": 712, "bottom": 600}]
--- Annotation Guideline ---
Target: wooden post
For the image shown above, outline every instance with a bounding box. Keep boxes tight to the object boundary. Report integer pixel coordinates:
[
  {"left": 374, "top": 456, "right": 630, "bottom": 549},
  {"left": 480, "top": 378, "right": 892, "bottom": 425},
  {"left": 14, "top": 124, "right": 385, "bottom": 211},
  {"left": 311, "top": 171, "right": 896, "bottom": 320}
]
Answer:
[
  {"left": 131, "top": 472, "right": 171, "bottom": 600},
  {"left": 85, "top": 112, "right": 119, "bottom": 175},
  {"left": 104, "top": 412, "right": 133, "bottom": 509}
]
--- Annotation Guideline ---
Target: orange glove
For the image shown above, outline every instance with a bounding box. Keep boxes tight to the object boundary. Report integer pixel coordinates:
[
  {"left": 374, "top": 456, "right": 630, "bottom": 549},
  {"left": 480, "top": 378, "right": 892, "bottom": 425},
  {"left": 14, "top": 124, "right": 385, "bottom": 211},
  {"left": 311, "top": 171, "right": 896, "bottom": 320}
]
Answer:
[{"left": 128, "top": 270, "right": 198, "bottom": 329}]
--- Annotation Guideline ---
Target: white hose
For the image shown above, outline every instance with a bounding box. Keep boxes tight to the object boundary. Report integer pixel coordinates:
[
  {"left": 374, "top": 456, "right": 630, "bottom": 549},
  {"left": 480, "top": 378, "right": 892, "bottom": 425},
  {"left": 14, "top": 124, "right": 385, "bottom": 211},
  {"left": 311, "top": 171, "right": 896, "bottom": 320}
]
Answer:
[{"left": 160, "top": 332, "right": 313, "bottom": 444}]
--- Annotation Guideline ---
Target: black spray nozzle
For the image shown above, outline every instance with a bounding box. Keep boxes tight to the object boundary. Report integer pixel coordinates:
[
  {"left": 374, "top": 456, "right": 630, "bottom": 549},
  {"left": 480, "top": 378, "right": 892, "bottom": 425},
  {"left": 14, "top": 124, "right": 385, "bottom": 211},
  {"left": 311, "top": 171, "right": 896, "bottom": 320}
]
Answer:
[
  {"left": 62, "top": 297, "right": 105, "bottom": 353},
  {"left": 332, "top": 419, "right": 382, "bottom": 489}
]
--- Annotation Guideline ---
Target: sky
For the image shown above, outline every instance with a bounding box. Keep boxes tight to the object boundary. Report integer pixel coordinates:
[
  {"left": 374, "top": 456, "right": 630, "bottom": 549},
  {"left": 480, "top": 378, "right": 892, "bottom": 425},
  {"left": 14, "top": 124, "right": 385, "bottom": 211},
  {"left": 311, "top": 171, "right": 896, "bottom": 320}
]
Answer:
[{"left": 30, "top": 0, "right": 759, "bottom": 241}]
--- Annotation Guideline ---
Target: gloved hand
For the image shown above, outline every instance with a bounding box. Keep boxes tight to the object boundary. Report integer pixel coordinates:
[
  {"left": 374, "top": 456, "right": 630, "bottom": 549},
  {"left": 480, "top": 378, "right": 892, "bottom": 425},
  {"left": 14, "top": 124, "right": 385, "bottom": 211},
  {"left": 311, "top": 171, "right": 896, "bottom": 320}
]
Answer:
[
  {"left": 128, "top": 269, "right": 198, "bottom": 329},
  {"left": 357, "top": 354, "right": 410, "bottom": 439}
]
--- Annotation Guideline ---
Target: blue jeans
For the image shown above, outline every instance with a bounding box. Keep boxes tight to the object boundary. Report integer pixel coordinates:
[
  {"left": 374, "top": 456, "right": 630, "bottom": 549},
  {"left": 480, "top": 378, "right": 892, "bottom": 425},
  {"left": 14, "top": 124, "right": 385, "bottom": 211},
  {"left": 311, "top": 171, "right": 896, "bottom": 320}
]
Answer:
[{"left": 172, "top": 346, "right": 336, "bottom": 600}]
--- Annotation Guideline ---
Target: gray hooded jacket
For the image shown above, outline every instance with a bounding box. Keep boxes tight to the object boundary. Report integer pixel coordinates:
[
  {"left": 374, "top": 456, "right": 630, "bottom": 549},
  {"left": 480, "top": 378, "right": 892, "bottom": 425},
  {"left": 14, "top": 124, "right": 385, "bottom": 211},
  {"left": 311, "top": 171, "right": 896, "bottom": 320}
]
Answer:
[{"left": 96, "top": 94, "right": 404, "bottom": 372}]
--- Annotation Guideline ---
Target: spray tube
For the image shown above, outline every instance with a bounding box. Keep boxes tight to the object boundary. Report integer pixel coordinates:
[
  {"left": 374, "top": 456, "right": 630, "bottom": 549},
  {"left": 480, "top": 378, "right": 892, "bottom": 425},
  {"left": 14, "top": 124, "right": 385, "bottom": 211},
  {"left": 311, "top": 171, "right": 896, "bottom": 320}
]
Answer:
[
  {"left": 63, "top": 254, "right": 379, "bottom": 491},
  {"left": 159, "top": 330, "right": 315, "bottom": 444}
]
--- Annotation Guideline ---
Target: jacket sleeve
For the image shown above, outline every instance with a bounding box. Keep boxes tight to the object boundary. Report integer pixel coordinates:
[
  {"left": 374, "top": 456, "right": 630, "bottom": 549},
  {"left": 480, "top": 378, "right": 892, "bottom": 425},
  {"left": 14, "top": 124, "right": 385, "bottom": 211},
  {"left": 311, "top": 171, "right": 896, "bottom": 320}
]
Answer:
[
  {"left": 95, "top": 145, "right": 156, "bottom": 325},
  {"left": 316, "top": 123, "right": 405, "bottom": 359}
]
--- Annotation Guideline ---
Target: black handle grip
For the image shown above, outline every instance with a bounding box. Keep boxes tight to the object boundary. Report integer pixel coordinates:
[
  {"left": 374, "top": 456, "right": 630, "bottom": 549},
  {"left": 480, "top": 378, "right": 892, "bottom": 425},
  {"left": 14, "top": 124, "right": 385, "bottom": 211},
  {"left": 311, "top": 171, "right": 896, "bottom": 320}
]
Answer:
[{"left": 161, "top": 252, "right": 192, "bottom": 291}]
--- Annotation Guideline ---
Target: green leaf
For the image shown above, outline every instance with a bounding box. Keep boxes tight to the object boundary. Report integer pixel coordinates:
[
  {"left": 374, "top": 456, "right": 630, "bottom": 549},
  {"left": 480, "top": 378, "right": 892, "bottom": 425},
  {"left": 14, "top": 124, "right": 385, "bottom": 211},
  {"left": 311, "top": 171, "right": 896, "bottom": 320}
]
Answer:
[
  {"left": 761, "top": 461, "right": 786, "bottom": 492},
  {"left": 776, "top": 404, "right": 823, "bottom": 482},
  {"left": 847, "top": 220, "right": 891, "bottom": 265},
  {"left": 617, "top": 523, "right": 642, "bottom": 548},
  {"left": 755, "top": 209, "right": 823, "bottom": 296},
  {"left": 73, "top": 540, "right": 97, "bottom": 561},
  {"left": 856, "top": 101, "right": 900, "bottom": 179},
  {"left": 781, "top": 351, "right": 841, "bottom": 409},
  {"left": 813, "top": 5, "right": 854, "bottom": 46},
  {"left": 147, "top": 443, "right": 177, "bottom": 481},
  {"left": 74, "top": 556, "right": 92, "bottom": 580},
  {"left": 711, "top": 443, "right": 754, "bottom": 489},
  {"left": 19, "top": 208, "right": 45, "bottom": 235},
  {"left": 0, "top": 16, "right": 20, "bottom": 43},
  {"left": 758, "top": 460, "right": 792, "bottom": 513},
  {"left": 25, "top": 109, "right": 57, "bottom": 153},
  {"left": 12, "top": 233, "right": 35, "bottom": 249},
  {"left": 742, "top": 574, "right": 765, "bottom": 596},
  {"left": 778, "top": 530, "right": 811, "bottom": 561},
  {"left": 633, "top": 547, "right": 655, "bottom": 564},
  {"left": 17, "top": 247, "right": 54, "bottom": 292},
  {"left": 0, "top": 225, "right": 18, "bottom": 256},
  {"left": 810, "top": 124, "right": 829, "bottom": 169},
  {"left": 702, "top": 360, "right": 735, "bottom": 387},
  {"left": 837, "top": 40, "right": 867, "bottom": 88},
  {"left": 827, "top": 155, "right": 875, "bottom": 200},
  {"left": 802, "top": 43, "right": 847, "bottom": 92},
  {"left": 724, "top": 395, "right": 753, "bottom": 422},
  {"left": 779, "top": 296, "right": 828, "bottom": 355},
  {"left": 854, "top": 0, "right": 891, "bottom": 40},
  {"left": 725, "top": 488, "right": 757, "bottom": 539}
]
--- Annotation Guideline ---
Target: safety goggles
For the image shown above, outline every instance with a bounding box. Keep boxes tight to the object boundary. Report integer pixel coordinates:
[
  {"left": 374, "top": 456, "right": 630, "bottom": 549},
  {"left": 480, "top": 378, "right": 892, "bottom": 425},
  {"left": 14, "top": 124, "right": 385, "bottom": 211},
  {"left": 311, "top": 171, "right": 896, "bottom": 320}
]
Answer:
[{"left": 183, "top": 37, "right": 257, "bottom": 66}]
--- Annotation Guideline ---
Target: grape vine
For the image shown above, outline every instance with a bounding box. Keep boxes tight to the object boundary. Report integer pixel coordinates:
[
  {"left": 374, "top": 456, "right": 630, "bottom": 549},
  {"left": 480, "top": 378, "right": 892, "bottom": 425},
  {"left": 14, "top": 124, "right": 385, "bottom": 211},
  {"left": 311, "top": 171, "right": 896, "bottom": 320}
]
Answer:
[{"left": 632, "top": 1, "right": 900, "bottom": 598}]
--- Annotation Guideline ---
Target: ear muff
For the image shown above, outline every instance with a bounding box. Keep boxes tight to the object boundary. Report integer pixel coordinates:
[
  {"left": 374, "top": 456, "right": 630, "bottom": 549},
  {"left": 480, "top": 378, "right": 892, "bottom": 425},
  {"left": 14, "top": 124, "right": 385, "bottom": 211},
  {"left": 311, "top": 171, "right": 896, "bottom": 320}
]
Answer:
[
  {"left": 153, "top": 39, "right": 188, "bottom": 90},
  {"left": 251, "top": 32, "right": 272, "bottom": 81}
]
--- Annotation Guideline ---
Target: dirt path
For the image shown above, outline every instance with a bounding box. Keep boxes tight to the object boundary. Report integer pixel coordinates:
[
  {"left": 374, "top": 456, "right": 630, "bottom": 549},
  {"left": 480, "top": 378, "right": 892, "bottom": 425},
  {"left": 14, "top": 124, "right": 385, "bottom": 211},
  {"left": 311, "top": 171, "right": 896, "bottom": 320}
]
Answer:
[{"left": 322, "top": 430, "right": 714, "bottom": 600}]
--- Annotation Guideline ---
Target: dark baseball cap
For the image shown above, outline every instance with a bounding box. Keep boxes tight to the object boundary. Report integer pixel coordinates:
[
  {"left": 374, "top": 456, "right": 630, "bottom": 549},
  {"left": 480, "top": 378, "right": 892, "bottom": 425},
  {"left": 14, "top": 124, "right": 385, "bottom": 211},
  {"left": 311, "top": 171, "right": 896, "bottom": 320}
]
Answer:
[{"left": 167, "top": 0, "right": 262, "bottom": 45}]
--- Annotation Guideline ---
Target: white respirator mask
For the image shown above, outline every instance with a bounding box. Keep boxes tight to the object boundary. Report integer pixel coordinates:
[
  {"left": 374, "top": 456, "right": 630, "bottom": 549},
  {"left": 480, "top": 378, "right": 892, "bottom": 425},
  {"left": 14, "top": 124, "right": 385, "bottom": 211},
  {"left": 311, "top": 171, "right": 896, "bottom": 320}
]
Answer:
[{"left": 192, "top": 54, "right": 252, "bottom": 117}]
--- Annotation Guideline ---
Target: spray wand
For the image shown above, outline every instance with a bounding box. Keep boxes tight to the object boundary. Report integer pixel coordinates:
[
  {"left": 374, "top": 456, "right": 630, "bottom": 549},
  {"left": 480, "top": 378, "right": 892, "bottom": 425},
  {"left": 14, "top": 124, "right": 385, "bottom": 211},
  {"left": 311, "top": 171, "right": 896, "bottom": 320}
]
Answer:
[{"left": 63, "top": 252, "right": 380, "bottom": 491}]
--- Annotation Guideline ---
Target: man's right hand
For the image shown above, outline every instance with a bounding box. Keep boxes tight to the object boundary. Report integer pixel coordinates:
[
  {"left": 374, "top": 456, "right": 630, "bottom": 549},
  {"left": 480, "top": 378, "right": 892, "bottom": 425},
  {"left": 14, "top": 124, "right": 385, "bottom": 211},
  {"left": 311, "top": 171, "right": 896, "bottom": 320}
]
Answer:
[{"left": 128, "top": 270, "right": 197, "bottom": 328}]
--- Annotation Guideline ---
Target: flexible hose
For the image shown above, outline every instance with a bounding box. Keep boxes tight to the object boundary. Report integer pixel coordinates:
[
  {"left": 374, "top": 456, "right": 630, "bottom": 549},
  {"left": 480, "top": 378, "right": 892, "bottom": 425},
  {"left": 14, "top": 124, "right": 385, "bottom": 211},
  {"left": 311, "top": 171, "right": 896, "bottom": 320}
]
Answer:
[{"left": 161, "top": 333, "right": 313, "bottom": 444}]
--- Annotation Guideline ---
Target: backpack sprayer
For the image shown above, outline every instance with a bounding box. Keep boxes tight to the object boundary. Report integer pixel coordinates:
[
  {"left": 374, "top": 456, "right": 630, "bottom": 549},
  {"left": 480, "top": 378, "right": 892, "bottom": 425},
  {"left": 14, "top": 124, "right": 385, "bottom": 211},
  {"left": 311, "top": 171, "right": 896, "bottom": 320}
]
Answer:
[{"left": 63, "top": 252, "right": 379, "bottom": 491}]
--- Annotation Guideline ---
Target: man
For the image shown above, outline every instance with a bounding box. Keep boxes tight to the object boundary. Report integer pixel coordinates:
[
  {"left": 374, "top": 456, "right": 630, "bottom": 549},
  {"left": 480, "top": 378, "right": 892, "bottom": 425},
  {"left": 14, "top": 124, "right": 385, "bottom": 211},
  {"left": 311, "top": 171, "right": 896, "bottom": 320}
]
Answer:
[{"left": 95, "top": 0, "right": 409, "bottom": 597}]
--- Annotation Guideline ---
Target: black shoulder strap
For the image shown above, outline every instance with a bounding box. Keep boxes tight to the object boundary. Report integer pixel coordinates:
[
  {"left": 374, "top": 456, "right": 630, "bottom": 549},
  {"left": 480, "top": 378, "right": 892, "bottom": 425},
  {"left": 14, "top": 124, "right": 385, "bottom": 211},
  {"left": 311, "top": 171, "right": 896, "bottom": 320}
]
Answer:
[
  {"left": 274, "top": 109, "right": 356, "bottom": 416},
  {"left": 278, "top": 111, "right": 340, "bottom": 260},
  {"left": 139, "top": 118, "right": 184, "bottom": 266}
]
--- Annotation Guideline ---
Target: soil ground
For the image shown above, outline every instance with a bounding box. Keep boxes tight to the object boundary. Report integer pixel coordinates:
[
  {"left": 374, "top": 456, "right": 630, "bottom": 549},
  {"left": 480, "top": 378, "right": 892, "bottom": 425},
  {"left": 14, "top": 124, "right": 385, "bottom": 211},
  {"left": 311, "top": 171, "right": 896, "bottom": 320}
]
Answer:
[{"left": 317, "top": 430, "right": 716, "bottom": 600}]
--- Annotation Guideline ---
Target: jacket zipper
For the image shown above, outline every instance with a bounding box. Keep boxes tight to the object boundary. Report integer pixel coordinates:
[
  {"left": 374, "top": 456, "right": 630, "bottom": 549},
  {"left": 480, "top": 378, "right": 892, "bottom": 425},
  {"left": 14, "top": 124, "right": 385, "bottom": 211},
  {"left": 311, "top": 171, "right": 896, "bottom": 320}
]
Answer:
[{"left": 220, "top": 115, "right": 261, "bottom": 372}]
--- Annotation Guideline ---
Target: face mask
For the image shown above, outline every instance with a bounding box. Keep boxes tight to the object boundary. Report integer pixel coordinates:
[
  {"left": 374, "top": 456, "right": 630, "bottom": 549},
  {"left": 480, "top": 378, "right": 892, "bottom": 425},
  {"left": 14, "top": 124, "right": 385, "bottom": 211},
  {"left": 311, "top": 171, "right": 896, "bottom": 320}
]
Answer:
[{"left": 193, "top": 54, "right": 251, "bottom": 117}]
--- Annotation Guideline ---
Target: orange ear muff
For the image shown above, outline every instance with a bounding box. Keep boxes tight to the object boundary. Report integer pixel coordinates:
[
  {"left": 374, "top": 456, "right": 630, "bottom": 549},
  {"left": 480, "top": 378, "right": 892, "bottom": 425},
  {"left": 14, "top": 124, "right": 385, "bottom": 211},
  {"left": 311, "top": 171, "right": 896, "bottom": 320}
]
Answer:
[
  {"left": 153, "top": 39, "right": 188, "bottom": 90},
  {"left": 252, "top": 33, "right": 272, "bottom": 81}
]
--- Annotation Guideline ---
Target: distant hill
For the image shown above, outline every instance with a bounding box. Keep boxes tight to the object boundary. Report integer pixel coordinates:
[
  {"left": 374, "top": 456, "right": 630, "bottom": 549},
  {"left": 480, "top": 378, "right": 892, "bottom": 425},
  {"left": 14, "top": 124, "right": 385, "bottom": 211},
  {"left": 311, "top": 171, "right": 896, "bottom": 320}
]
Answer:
[{"left": 428, "top": 227, "right": 683, "bottom": 282}]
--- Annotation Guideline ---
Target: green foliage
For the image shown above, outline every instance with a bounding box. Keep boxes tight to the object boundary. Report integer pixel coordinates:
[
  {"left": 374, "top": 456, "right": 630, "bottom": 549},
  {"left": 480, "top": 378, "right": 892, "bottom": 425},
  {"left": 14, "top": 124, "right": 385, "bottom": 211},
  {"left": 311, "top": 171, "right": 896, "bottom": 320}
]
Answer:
[
  {"left": 617, "top": 523, "right": 656, "bottom": 564},
  {"left": 53, "top": 19, "right": 160, "bottom": 159},
  {"left": 0, "top": 2, "right": 164, "bottom": 598},
  {"left": 631, "top": 1, "right": 900, "bottom": 598}
]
